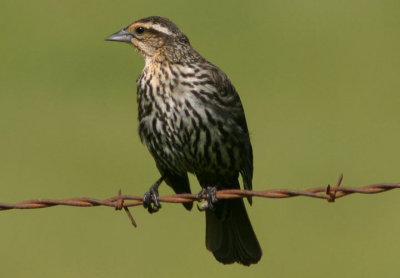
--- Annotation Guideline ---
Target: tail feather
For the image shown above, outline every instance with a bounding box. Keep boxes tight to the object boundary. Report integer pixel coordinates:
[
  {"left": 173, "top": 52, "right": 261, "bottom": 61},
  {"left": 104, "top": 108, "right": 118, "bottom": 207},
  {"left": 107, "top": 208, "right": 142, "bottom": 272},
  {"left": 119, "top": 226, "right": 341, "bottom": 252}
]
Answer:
[{"left": 205, "top": 198, "right": 262, "bottom": 266}]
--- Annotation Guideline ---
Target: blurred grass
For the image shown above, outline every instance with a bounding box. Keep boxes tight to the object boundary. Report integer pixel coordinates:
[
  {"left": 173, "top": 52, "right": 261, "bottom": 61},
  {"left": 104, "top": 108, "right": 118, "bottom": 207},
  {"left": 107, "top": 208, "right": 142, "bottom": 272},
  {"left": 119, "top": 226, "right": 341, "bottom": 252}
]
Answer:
[{"left": 1, "top": 0, "right": 400, "bottom": 277}]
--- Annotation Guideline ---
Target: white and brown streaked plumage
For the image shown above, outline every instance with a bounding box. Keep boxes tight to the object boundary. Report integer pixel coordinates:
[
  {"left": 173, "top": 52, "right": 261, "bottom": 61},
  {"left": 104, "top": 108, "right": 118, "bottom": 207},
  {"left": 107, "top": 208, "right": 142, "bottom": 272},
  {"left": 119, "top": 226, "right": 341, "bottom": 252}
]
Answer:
[{"left": 106, "top": 16, "right": 262, "bottom": 265}]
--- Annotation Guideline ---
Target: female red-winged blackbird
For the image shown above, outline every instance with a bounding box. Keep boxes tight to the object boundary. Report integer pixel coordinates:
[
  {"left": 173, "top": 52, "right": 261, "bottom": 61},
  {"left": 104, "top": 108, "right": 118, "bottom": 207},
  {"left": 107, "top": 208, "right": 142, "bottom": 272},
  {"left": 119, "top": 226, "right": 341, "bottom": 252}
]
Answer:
[{"left": 106, "top": 16, "right": 262, "bottom": 265}]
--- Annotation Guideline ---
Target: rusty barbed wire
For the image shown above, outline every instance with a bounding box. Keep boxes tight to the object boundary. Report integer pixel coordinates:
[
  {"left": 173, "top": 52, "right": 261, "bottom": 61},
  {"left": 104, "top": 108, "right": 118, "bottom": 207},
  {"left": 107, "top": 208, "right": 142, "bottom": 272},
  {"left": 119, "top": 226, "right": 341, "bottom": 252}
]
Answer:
[{"left": 1, "top": 174, "right": 399, "bottom": 227}]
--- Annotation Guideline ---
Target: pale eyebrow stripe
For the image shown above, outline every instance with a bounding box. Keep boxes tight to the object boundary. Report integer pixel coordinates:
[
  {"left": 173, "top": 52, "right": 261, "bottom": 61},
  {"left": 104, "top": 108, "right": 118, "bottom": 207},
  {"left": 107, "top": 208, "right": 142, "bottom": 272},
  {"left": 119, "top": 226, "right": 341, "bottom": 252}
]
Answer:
[{"left": 149, "top": 23, "right": 173, "bottom": 36}]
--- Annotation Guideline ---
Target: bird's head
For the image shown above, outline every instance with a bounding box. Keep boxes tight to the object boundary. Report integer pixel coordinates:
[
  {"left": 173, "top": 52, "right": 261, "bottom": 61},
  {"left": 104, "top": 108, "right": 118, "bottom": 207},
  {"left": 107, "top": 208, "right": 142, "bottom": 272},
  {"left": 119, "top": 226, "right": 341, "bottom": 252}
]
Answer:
[{"left": 106, "top": 16, "right": 192, "bottom": 62}]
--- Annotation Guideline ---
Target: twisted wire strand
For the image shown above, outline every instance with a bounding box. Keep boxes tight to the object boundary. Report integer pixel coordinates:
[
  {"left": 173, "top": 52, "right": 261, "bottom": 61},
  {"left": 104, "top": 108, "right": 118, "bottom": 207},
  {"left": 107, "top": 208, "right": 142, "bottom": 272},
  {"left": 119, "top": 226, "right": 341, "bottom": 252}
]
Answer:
[{"left": 1, "top": 174, "right": 399, "bottom": 227}]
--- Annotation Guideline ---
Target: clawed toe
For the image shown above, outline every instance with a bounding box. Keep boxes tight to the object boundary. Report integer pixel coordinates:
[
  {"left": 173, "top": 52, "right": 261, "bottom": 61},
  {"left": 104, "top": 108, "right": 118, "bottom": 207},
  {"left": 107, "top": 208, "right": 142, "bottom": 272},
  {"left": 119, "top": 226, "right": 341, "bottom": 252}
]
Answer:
[
  {"left": 197, "top": 186, "right": 218, "bottom": 211},
  {"left": 143, "top": 176, "right": 164, "bottom": 213},
  {"left": 143, "top": 188, "right": 161, "bottom": 213}
]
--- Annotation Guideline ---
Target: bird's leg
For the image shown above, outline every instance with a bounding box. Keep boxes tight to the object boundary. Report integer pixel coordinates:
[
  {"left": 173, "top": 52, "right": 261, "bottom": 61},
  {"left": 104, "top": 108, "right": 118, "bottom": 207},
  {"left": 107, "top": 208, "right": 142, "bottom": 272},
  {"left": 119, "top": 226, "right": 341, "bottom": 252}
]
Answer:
[
  {"left": 143, "top": 176, "right": 164, "bottom": 213},
  {"left": 197, "top": 186, "right": 218, "bottom": 211}
]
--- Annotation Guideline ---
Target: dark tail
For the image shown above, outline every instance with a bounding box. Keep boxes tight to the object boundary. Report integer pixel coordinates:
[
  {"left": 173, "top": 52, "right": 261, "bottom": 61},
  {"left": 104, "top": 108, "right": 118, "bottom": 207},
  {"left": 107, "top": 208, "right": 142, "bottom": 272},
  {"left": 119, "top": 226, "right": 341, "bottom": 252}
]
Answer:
[{"left": 205, "top": 198, "right": 262, "bottom": 266}]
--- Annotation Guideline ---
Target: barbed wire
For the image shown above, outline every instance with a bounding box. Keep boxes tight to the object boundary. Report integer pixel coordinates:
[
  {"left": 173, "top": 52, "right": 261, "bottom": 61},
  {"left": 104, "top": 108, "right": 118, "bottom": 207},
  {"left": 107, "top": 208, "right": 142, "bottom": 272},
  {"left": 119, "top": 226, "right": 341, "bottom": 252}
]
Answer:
[{"left": 1, "top": 174, "right": 399, "bottom": 227}]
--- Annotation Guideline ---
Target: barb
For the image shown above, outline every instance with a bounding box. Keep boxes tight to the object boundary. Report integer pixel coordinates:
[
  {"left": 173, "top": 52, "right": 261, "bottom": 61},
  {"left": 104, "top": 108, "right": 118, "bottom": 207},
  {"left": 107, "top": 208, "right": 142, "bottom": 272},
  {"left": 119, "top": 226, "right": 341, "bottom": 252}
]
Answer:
[{"left": 1, "top": 174, "right": 399, "bottom": 227}]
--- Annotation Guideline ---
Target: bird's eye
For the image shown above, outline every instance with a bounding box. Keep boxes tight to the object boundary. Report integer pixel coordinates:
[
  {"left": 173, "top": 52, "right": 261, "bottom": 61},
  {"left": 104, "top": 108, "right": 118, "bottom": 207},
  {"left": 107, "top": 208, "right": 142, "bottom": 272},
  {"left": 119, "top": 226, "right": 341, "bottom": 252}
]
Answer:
[{"left": 136, "top": 27, "right": 145, "bottom": 34}]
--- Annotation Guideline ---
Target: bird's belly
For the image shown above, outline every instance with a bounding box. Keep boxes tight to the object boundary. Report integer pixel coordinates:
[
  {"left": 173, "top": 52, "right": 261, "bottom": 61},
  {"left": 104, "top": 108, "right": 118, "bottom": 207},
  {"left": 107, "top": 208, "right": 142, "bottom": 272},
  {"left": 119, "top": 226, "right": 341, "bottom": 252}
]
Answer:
[
  {"left": 139, "top": 109, "right": 239, "bottom": 175},
  {"left": 139, "top": 114, "right": 198, "bottom": 173}
]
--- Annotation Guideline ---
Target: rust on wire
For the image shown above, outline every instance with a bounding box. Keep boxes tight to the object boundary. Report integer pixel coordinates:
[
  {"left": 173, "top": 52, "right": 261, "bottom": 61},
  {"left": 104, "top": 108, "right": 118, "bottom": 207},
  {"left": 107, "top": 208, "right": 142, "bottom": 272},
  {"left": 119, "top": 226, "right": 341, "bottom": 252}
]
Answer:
[
  {"left": 1, "top": 174, "right": 400, "bottom": 227},
  {"left": 114, "top": 189, "right": 137, "bottom": 227},
  {"left": 326, "top": 173, "right": 344, "bottom": 202}
]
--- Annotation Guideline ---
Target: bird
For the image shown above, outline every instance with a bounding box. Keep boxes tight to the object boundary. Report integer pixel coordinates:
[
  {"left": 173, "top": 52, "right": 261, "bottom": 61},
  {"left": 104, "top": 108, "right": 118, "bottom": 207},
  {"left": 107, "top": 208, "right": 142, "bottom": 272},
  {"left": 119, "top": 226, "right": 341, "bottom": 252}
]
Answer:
[{"left": 106, "top": 16, "right": 262, "bottom": 266}]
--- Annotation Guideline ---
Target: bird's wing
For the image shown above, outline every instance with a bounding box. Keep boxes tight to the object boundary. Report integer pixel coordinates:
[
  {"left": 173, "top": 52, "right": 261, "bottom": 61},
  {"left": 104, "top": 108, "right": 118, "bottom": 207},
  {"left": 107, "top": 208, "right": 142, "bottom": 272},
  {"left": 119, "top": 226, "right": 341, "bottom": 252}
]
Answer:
[{"left": 201, "top": 64, "right": 254, "bottom": 195}]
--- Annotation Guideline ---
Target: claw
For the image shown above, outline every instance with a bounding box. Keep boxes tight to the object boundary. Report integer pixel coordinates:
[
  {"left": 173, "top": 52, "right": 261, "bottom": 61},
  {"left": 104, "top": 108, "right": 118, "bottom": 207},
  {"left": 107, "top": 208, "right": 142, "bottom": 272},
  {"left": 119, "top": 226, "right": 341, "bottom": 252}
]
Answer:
[
  {"left": 197, "top": 200, "right": 209, "bottom": 211},
  {"left": 143, "top": 176, "right": 164, "bottom": 213},
  {"left": 143, "top": 188, "right": 161, "bottom": 213},
  {"left": 196, "top": 186, "right": 218, "bottom": 211}
]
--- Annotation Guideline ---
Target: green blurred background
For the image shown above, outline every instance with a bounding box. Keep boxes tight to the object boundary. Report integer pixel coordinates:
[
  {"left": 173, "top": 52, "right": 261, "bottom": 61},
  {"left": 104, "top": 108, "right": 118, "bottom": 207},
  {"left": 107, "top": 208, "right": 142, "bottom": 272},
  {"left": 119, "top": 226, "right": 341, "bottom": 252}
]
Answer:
[{"left": 1, "top": 0, "right": 399, "bottom": 277}]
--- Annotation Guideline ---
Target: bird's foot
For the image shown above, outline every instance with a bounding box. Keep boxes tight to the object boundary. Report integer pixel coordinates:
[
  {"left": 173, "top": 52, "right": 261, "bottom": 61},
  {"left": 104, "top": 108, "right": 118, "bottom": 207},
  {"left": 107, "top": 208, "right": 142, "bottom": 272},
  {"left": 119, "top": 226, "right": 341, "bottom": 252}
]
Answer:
[
  {"left": 143, "top": 176, "right": 164, "bottom": 213},
  {"left": 197, "top": 186, "right": 218, "bottom": 211}
]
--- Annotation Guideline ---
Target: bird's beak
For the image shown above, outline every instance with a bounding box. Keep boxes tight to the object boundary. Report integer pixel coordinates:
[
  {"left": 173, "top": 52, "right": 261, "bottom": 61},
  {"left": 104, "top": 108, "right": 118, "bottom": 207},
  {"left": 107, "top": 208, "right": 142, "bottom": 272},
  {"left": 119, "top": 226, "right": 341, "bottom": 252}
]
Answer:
[{"left": 105, "top": 29, "right": 133, "bottom": 42}]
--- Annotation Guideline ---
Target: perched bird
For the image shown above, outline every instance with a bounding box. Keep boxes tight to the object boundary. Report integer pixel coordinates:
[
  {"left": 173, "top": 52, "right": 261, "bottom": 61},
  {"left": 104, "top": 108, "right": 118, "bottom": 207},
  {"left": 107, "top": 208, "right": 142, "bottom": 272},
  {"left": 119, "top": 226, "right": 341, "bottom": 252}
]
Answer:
[{"left": 106, "top": 16, "right": 262, "bottom": 265}]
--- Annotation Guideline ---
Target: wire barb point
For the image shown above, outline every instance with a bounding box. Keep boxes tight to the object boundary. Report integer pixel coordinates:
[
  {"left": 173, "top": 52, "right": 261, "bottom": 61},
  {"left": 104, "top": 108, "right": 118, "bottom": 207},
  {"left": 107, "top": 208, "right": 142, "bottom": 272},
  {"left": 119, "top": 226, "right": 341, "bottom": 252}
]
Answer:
[{"left": 114, "top": 189, "right": 137, "bottom": 228}]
